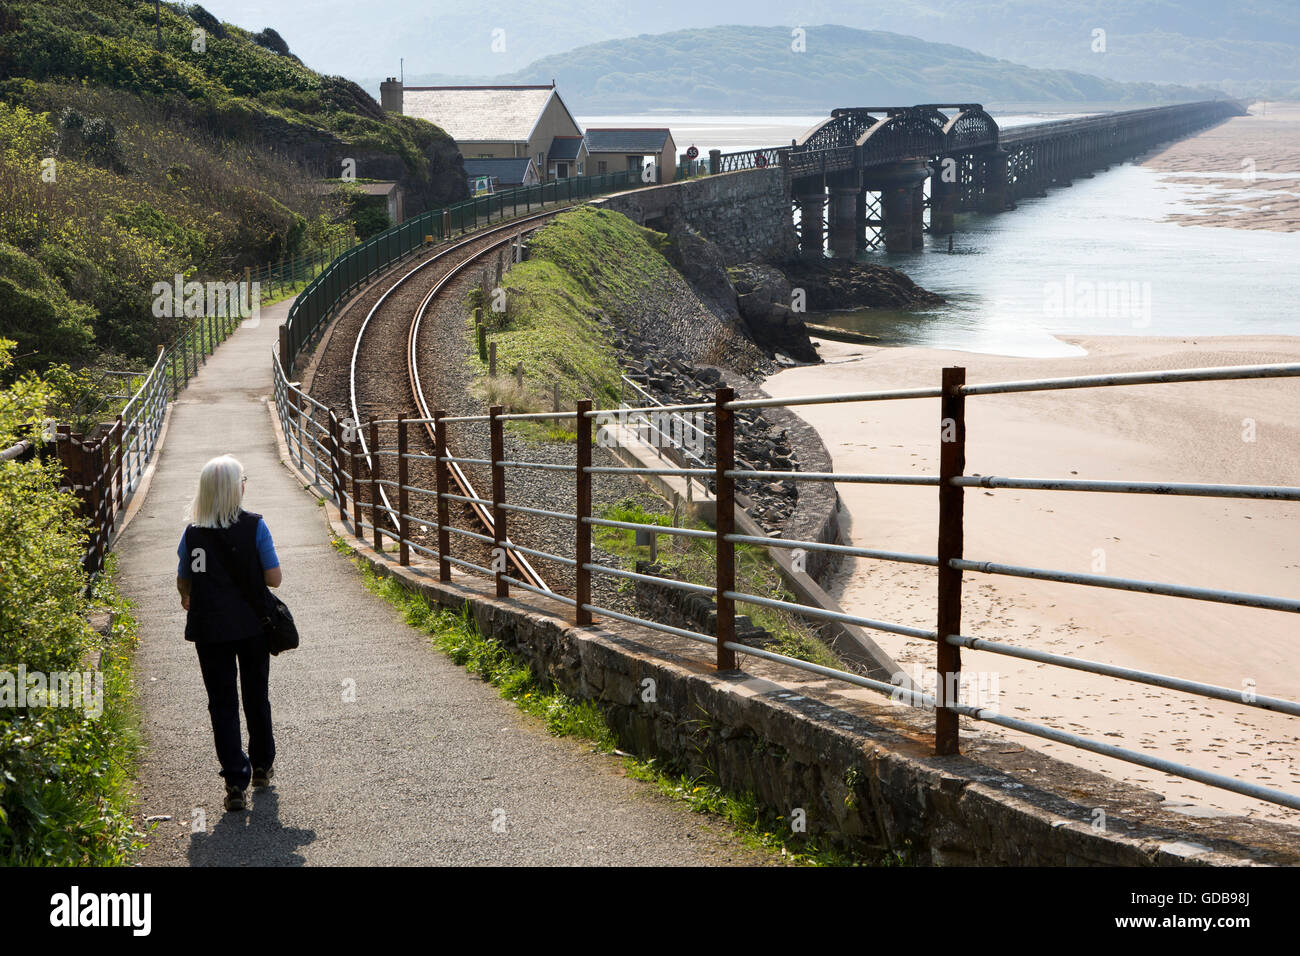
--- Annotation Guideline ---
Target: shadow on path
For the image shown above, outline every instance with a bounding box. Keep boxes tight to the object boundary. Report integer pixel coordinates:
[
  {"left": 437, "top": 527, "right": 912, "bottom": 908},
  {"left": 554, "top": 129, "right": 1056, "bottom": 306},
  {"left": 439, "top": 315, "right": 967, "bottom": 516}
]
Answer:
[{"left": 187, "top": 788, "right": 316, "bottom": 867}]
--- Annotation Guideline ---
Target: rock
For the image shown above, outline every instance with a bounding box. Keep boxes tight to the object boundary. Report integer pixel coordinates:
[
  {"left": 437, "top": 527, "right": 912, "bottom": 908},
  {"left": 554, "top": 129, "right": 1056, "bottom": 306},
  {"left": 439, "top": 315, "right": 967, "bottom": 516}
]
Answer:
[
  {"left": 777, "top": 257, "right": 944, "bottom": 311},
  {"left": 664, "top": 221, "right": 743, "bottom": 326}
]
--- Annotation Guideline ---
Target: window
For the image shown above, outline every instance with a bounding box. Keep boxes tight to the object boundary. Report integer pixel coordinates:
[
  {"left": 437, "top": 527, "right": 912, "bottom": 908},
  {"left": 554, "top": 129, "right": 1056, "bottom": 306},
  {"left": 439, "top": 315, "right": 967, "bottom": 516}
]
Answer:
[{"left": 597, "top": 161, "right": 606, "bottom": 174}]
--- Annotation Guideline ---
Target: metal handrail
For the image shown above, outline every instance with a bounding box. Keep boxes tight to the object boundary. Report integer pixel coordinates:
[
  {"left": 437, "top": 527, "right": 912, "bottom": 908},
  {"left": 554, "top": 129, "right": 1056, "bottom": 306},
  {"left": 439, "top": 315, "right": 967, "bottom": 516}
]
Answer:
[{"left": 272, "top": 354, "right": 1300, "bottom": 814}]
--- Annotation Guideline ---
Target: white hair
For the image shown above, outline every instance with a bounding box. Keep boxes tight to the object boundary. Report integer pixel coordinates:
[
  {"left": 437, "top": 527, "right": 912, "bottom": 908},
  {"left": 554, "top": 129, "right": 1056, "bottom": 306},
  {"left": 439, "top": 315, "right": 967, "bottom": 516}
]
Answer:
[{"left": 188, "top": 455, "right": 245, "bottom": 528}]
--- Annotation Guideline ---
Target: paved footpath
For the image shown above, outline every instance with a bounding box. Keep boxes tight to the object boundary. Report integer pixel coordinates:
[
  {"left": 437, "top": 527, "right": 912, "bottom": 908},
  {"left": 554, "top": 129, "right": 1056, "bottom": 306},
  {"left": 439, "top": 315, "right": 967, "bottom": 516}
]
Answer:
[{"left": 117, "top": 301, "right": 766, "bottom": 866}]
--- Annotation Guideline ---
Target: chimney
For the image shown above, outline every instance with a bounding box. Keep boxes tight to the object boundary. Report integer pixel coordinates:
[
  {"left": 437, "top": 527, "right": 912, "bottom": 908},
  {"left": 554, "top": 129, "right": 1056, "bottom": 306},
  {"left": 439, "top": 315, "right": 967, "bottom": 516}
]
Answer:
[{"left": 380, "top": 77, "right": 404, "bottom": 114}]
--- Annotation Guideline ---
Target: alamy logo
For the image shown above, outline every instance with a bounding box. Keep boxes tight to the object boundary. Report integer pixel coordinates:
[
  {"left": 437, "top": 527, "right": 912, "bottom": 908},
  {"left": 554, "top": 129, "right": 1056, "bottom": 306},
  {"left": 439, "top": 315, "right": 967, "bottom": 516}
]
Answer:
[
  {"left": 151, "top": 275, "right": 261, "bottom": 324},
  {"left": 0, "top": 665, "right": 103, "bottom": 719},
  {"left": 594, "top": 410, "right": 706, "bottom": 457},
  {"left": 890, "top": 665, "right": 1000, "bottom": 713},
  {"left": 1042, "top": 274, "right": 1151, "bottom": 328},
  {"left": 49, "top": 886, "right": 151, "bottom": 936}
]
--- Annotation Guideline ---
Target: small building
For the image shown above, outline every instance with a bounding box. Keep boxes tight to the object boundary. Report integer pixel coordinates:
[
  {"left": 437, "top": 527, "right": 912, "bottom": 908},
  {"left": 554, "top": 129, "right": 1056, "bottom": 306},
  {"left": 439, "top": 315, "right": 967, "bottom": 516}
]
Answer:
[
  {"left": 584, "top": 128, "right": 678, "bottom": 183},
  {"left": 463, "top": 157, "right": 540, "bottom": 191},
  {"left": 387, "top": 81, "right": 584, "bottom": 183},
  {"left": 313, "top": 180, "right": 405, "bottom": 225},
  {"left": 546, "top": 134, "right": 587, "bottom": 180}
]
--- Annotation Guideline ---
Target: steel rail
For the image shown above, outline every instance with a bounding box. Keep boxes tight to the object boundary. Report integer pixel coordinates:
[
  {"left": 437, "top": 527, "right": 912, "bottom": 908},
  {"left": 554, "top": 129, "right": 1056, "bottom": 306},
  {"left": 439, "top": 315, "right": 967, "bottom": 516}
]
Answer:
[
  {"left": 406, "top": 231, "right": 553, "bottom": 589},
  {"left": 953, "top": 475, "right": 1300, "bottom": 500},
  {"left": 953, "top": 558, "right": 1300, "bottom": 614},
  {"left": 345, "top": 208, "right": 559, "bottom": 593},
  {"left": 959, "top": 362, "right": 1300, "bottom": 396},
  {"left": 948, "top": 632, "right": 1300, "bottom": 716}
]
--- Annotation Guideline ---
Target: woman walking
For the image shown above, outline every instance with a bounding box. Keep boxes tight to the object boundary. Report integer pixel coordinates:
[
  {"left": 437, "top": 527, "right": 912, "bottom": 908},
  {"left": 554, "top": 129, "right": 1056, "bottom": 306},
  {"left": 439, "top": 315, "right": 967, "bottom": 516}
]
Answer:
[{"left": 176, "top": 455, "right": 282, "bottom": 812}]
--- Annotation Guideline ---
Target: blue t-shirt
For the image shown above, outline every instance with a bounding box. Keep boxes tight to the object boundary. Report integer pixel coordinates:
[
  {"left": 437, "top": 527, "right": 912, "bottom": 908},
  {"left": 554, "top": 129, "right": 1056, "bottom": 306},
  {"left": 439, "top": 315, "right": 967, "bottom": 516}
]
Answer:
[{"left": 177, "top": 518, "right": 279, "bottom": 579}]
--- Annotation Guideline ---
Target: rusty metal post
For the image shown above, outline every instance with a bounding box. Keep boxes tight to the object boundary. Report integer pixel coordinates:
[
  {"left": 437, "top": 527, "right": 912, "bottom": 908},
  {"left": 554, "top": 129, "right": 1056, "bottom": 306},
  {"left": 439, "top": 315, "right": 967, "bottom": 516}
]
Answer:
[
  {"left": 489, "top": 405, "right": 507, "bottom": 597},
  {"left": 935, "top": 366, "right": 967, "bottom": 756},
  {"left": 714, "top": 387, "right": 736, "bottom": 670},
  {"left": 575, "top": 399, "right": 592, "bottom": 625},
  {"left": 397, "top": 416, "right": 410, "bottom": 566},
  {"left": 84, "top": 434, "right": 102, "bottom": 573},
  {"left": 368, "top": 420, "right": 382, "bottom": 552},
  {"left": 350, "top": 436, "right": 363, "bottom": 539},
  {"left": 433, "top": 411, "right": 452, "bottom": 582},
  {"left": 329, "top": 411, "right": 345, "bottom": 522},
  {"left": 114, "top": 415, "right": 124, "bottom": 511}
]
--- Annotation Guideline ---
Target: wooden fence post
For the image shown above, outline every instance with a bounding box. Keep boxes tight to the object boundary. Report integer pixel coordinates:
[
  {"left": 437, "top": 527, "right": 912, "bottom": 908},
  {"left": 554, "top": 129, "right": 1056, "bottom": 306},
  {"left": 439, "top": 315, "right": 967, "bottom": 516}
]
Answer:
[
  {"left": 489, "top": 405, "right": 507, "bottom": 597},
  {"left": 434, "top": 410, "right": 451, "bottom": 582},
  {"left": 575, "top": 399, "right": 592, "bottom": 626},
  {"left": 714, "top": 386, "right": 736, "bottom": 670},
  {"left": 935, "top": 366, "right": 967, "bottom": 756}
]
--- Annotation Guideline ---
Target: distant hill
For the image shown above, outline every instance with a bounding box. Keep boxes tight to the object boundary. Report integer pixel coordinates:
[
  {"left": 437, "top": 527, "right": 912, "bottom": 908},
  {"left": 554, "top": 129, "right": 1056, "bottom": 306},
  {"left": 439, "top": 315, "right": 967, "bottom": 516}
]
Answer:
[
  {"left": 237, "top": 0, "right": 1297, "bottom": 97},
  {"left": 397, "top": 24, "right": 1220, "bottom": 112}
]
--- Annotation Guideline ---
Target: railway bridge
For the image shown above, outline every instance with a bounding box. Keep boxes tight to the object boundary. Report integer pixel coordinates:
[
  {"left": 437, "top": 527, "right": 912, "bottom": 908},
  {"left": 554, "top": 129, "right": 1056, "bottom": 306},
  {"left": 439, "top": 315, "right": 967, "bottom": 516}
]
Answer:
[{"left": 709, "top": 99, "right": 1246, "bottom": 256}]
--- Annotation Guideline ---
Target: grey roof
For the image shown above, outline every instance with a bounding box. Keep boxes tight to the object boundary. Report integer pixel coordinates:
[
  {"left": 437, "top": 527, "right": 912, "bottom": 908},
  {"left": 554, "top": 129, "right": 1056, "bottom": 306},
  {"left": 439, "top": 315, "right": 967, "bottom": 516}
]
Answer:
[
  {"left": 403, "top": 86, "right": 556, "bottom": 142},
  {"left": 584, "top": 128, "right": 673, "bottom": 153},
  {"left": 548, "top": 136, "right": 585, "bottom": 162},
  {"left": 463, "top": 158, "right": 535, "bottom": 185}
]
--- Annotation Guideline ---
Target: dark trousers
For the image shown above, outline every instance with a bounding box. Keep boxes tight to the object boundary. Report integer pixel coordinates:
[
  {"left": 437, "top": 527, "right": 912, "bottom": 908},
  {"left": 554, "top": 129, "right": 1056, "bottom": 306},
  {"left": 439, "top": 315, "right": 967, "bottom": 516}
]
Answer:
[{"left": 195, "top": 635, "right": 274, "bottom": 790}]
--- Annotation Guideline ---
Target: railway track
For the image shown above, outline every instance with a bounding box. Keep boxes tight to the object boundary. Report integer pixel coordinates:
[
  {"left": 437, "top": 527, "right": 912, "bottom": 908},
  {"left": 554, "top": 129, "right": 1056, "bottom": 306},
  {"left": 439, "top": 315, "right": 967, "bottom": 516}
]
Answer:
[{"left": 347, "top": 211, "right": 562, "bottom": 592}]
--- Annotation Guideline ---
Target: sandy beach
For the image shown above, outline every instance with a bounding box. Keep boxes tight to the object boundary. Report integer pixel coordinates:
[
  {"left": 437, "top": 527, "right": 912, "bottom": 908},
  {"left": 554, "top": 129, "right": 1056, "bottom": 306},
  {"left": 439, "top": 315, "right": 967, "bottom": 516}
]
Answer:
[
  {"left": 1141, "top": 101, "right": 1300, "bottom": 232},
  {"left": 767, "top": 334, "right": 1300, "bottom": 822}
]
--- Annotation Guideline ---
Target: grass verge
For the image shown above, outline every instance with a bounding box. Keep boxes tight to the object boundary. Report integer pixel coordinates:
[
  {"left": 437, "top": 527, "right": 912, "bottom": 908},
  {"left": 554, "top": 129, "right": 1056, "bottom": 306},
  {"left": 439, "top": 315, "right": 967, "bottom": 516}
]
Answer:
[{"left": 331, "top": 533, "right": 897, "bottom": 865}]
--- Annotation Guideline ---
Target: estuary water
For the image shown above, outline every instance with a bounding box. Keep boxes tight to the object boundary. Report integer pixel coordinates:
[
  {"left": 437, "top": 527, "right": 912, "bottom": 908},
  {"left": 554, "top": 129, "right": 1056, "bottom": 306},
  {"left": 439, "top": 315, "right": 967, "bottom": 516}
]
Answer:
[
  {"left": 827, "top": 164, "right": 1300, "bottom": 357},
  {"left": 578, "top": 111, "right": 1300, "bottom": 356}
]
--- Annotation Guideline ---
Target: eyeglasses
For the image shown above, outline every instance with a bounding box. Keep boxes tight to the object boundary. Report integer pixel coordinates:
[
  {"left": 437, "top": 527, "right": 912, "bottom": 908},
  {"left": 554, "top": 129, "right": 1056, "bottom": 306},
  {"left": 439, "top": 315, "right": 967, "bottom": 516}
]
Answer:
[{"left": 241, "top": 476, "right": 248, "bottom": 485}]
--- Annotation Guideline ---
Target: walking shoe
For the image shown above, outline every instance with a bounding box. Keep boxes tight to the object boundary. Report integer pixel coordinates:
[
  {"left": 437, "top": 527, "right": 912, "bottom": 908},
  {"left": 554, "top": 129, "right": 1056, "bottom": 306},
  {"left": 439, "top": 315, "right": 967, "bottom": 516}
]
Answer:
[
  {"left": 223, "top": 783, "right": 246, "bottom": 812},
  {"left": 252, "top": 767, "right": 274, "bottom": 788}
]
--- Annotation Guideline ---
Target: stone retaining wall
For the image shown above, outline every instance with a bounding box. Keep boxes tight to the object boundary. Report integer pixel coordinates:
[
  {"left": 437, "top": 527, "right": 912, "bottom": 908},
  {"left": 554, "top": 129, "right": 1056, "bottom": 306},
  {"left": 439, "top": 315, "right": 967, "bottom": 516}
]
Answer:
[{"left": 596, "top": 169, "right": 796, "bottom": 264}]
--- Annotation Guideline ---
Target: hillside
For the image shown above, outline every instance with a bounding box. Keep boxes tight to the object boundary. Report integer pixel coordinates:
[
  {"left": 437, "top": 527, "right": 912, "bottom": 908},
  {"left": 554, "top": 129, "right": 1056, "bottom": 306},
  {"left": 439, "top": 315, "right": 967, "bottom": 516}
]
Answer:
[
  {"left": 399, "top": 24, "right": 1220, "bottom": 112},
  {"left": 0, "top": 0, "right": 467, "bottom": 375}
]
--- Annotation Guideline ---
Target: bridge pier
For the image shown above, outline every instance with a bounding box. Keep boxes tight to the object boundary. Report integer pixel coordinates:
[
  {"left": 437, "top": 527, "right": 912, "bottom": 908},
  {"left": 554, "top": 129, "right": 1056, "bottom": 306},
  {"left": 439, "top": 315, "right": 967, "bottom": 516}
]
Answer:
[
  {"left": 910, "top": 183, "right": 926, "bottom": 249},
  {"left": 978, "top": 148, "right": 1009, "bottom": 214},
  {"left": 828, "top": 184, "right": 862, "bottom": 259},
  {"left": 795, "top": 187, "right": 826, "bottom": 256},
  {"left": 862, "top": 161, "right": 930, "bottom": 253},
  {"left": 930, "top": 160, "right": 956, "bottom": 235}
]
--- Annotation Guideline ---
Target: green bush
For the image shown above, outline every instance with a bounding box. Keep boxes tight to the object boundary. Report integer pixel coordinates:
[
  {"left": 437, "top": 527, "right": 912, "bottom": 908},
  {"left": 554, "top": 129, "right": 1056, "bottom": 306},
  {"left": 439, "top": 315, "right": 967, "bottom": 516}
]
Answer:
[
  {"left": 0, "top": 339, "right": 142, "bottom": 864},
  {"left": 0, "top": 243, "right": 96, "bottom": 377}
]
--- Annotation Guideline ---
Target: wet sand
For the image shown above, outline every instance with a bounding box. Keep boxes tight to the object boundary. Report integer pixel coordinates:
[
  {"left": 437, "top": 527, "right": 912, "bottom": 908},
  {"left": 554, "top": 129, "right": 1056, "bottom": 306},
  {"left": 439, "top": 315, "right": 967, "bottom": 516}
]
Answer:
[
  {"left": 767, "top": 335, "right": 1300, "bottom": 823},
  {"left": 1141, "top": 101, "right": 1300, "bottom": 232}
]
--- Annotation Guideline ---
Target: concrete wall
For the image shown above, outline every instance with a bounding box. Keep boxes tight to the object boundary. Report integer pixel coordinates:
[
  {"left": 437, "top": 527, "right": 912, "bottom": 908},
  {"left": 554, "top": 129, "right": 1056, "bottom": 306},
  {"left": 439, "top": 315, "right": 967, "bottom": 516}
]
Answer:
[{"left": 596, "top": 168, "right": 796, "bottom": 264}]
